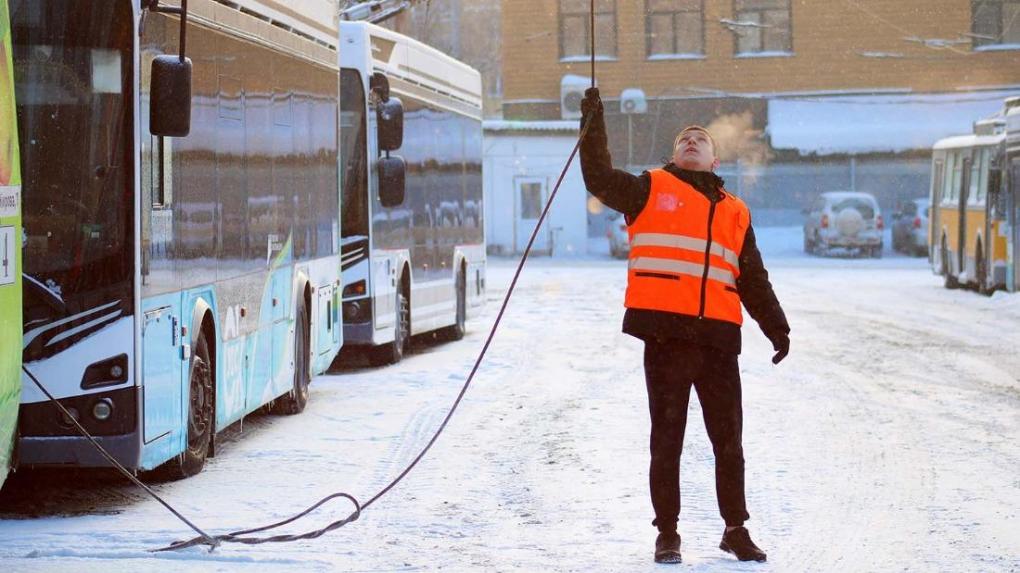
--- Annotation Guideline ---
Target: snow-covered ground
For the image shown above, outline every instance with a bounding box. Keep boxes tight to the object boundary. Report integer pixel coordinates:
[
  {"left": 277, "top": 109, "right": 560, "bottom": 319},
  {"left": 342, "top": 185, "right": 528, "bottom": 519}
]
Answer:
[{"left": 2, "top": 227, "right": 1018, "bottom": 572}]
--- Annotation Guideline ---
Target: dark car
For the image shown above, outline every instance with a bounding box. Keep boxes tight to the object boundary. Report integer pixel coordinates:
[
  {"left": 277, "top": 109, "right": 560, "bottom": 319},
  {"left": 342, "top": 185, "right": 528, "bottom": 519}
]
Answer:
[{"left": 891, "top": 198, "right": 929, "bottom": 257}]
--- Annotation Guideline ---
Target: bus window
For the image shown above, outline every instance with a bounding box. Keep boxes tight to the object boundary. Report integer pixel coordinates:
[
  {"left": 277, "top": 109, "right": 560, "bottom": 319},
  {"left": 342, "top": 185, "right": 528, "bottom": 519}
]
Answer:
[
  {"left": 970, "top": 148, "right": 984, "bottom": 205},
  {"left": 976, "top": 148, "right": 989, "bottom": 204},
  {"left": 941, "top": 152, "right": 953, "bottom": 203},
  {"left": 932, "top": 159, "right": 944, "bottom": 204},
  {"left": 949, "top": 151, "right": 963, "bottom": 203},
  {"left": 340, "top": 68, "right": 368, "bottom": 239}
]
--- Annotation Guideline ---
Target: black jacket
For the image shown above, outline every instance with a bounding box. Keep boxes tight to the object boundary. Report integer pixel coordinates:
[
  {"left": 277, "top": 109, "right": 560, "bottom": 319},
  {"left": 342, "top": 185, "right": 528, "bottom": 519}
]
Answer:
[{"left": 580, "top": 111, "right": 789, "bottom": 354}]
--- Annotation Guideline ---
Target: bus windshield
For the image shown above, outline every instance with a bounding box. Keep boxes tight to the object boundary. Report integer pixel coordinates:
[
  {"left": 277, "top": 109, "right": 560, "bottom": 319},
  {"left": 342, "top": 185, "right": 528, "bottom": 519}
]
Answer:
[
  {"left": 11, "top": 0, "right": 134, "bottom": 337},
  {"left": 340, "top": 68, "right": 368, "bottom": 239}
]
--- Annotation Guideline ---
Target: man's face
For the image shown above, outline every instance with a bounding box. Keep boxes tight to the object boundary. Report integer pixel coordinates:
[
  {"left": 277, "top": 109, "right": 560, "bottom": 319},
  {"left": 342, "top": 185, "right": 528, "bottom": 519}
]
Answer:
[{"left": 671, "top": 129, "right": 720, "bottom": 172}]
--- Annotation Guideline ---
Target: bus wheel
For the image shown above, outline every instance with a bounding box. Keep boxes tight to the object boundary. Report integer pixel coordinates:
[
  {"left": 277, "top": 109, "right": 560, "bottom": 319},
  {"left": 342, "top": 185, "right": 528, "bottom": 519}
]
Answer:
[
  {"left": 441, "top": 269, "right": 467, "bottom": 341},
  {"left": 272, "top": 299, "right": 310, "bottom": 415},
  {"left": 162, "top": 333, "right": 214, "bottom": 480},
  {"left": 369, "top": 288, "right": 409, "bottom": 366}
]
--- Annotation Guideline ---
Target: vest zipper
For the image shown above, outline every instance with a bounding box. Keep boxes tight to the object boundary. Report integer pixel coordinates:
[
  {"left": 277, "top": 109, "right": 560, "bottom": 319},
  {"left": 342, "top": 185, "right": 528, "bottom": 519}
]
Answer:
[{"left": 698, "top": 197, "right": 718, "bottom": 319}]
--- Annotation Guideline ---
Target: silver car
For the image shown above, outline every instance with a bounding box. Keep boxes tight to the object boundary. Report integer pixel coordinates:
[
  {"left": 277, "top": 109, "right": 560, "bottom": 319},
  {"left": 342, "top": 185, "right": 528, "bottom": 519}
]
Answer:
[
  {"left": 891, "top": 198, "right": 929, "bottom": 257},
  {"left": 803, "top": 191, "right": 884, "bottom": 258}
]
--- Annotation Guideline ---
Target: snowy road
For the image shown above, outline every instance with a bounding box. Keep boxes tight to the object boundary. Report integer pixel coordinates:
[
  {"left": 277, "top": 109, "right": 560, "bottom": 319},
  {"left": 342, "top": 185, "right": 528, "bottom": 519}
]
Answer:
[{"left": 1, "top": 228, "right": 1018, "bottom": 572}]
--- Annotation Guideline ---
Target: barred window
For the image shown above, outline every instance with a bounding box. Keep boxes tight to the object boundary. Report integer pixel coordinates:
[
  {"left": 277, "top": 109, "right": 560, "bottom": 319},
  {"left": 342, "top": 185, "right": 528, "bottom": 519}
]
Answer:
[
  {"left": 734, "top": 0, "right": 792, "bottom": 54},
  {"left": 560, "top": 0, "right": 617, "bottom": 59},
  {"left": 972, "top": 0, "right": 1020, "bottom": 47},
  {"left": 646, "top": 0, "right": 704, "bottom": 57}
]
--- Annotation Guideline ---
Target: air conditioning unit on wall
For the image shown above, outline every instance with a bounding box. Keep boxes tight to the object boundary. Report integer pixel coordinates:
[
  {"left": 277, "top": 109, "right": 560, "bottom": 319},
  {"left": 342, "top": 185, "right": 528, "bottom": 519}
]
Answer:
[
  {"left": 560, "top": 74, "right": 594, "bottom": 120},
  {"left": 620, "top": 88, "right": 647, "bottom": 115}
]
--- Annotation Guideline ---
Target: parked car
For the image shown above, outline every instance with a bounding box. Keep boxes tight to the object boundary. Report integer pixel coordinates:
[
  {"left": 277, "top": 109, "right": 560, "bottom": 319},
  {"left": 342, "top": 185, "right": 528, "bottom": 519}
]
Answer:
[
  {"left": 891, "top": 198, "right": 929, "bottom": 256},
  {"left": 803, "top": 191, "right": 884, "bottom": 258},
  {"left": 606, "top": 212, "right": 629, "bottom": 258}
]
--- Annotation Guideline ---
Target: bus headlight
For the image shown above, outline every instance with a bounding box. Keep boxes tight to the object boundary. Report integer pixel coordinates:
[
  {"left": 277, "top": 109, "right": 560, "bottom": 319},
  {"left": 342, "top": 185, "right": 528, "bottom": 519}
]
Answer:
[{"left": 92, "top": 399, "right": 114, "bottom": 422}]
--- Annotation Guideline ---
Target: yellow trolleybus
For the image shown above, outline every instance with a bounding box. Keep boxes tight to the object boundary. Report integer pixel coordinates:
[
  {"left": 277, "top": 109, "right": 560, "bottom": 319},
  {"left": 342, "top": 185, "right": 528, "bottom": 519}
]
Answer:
[{"left": 930, "top": 118, "right": 1008, "bottom": 293}]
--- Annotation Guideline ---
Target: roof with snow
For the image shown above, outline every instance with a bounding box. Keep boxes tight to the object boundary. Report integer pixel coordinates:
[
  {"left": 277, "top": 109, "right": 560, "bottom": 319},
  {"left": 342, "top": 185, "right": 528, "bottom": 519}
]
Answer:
[
  {"left": 767, "top": 90, "right": 1020, "bottom": 155},
  {"left": 483, "top": 120, "right": 580, "bottom": 133}
]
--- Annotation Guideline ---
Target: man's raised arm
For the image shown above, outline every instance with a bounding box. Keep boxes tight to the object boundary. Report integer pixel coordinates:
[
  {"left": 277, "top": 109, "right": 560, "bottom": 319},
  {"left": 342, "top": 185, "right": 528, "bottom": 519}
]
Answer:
[{"left": 579, "top": 88, "right": 648, "bottom": 221}]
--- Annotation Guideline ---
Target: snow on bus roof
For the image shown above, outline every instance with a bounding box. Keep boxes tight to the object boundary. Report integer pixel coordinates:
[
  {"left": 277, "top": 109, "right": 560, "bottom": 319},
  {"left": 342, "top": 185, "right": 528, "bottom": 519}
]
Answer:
[
  {"left": 767, "top": 90, "right": 1019, "bottom": 155},
  {"left": 340, "top": 21, "right": 483, "bottom": 108},
  {"left": 932, "top": 132, "right": 1005, "bottom": 150},
  {"left": 229, "top": 0, "right": 338, "bottom": 47}
]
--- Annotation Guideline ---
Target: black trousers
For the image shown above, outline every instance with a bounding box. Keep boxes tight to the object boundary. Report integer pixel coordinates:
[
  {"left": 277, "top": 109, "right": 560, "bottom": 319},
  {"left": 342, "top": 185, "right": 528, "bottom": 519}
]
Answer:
[{"left": 643, "top": 339, "right": 750, "bottom": 532}]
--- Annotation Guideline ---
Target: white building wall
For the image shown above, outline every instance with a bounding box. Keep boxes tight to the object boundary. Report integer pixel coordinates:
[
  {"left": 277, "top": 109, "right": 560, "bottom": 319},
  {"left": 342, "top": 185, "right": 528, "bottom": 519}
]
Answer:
[{"left": 483, "top": 128, "right": 589, "bottom": 256}]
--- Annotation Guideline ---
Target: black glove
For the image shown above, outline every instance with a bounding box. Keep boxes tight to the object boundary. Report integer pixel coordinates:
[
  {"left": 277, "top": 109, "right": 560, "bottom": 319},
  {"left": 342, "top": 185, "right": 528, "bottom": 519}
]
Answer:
[
  {"left": 767, "top": 330, "right": 790, "bottom": 365},
  {"left": 580, "top": 87, "right": 603, "bottom": 119}
]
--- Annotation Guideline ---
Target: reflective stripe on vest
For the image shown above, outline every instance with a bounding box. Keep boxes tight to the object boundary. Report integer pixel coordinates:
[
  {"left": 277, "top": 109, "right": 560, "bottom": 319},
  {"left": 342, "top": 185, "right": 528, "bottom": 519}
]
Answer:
[
  {"left": 630, "top": 233, "right": 741, "bottom": 271},
  {"left": 629, "top": 255, "right": 737, "bottom": 287},
  {"left": 624, "top": 169, "right": 750, "bottom": 325}
]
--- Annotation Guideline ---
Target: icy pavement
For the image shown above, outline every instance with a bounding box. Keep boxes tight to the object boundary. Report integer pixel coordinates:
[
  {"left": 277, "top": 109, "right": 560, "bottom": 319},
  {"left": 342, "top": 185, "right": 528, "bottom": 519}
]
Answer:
[{"left": 1, "top": 227, "right": 1018, "bottom": 572}]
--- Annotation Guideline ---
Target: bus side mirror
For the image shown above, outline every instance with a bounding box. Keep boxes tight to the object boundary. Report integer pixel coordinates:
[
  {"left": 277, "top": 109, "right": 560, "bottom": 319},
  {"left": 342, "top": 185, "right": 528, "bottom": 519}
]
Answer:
[
  {"left": 150, "top": 55, "right": 193, "bottom": 137},
  {"left": 377, "top": 97, "right": 404, "bottom": 152},
  {"left": 379, "top": 156, "right": 406, "bottom": 208}
]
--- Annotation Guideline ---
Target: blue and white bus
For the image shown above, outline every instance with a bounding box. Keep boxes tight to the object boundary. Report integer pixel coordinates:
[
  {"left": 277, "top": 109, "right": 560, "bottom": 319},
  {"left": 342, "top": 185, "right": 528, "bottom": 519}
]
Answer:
[
  {"left": 14, "top": 0, "right": 343, "bottom": 478},
  {"left": 339, "top": 22, "right": 486, "bottom": 365}
]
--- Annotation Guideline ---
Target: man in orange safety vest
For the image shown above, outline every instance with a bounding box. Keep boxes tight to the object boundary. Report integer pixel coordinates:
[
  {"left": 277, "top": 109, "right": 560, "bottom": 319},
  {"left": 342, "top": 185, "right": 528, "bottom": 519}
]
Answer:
[{"left": 579, "top": 87, "right": 790, "bottom": 565}]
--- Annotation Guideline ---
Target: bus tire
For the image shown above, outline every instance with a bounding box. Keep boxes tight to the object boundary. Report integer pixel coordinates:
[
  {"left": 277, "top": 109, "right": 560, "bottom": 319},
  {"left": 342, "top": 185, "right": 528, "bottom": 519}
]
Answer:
[
  {"left": 162, "top": 332, "right": 214, "bottom": 480},
  {"left": 369, "top": 288, "right": 409, "bottom": 366},
  {"left": 272, "top": 299, "right": 310, "bottom": 415}
]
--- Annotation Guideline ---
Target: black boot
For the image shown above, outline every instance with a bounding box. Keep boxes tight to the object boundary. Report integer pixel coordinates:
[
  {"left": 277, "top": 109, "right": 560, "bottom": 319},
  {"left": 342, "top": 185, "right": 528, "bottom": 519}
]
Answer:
[
  {"left": 720, "top": 526, "right": 766, "bottom": 562},
  {"left": 654, "top": 531, "right": 682, "bottom": 564}
]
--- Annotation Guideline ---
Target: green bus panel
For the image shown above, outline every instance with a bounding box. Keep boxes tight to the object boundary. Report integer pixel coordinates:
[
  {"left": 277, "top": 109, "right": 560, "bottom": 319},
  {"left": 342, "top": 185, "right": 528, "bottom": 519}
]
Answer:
[{"left": 0, "top": 0, "right": 22, "bottom": 487}]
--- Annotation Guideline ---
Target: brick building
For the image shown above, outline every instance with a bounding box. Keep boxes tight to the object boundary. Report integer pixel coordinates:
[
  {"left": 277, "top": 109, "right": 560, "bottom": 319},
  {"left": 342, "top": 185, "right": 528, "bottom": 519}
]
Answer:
[{"left": 500, "top": 1, "right": 1020, "bottom": 225}]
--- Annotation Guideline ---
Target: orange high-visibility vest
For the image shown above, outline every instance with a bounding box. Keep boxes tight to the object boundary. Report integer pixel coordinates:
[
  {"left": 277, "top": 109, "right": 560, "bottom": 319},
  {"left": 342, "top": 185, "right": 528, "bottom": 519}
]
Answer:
[{"left": 625, "top": 169, "right": 750, "bottom": 325}]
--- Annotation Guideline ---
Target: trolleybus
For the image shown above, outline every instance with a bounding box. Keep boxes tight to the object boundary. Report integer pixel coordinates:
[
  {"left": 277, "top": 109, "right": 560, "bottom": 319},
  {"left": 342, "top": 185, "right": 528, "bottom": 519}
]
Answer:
[
  {"left": 13, "top": 0, "right": 343, "bottom": 478},
  {"left": 930, "top": 117, "right": 1009, "bottom": 293},
  {"left": 339, "top": 22, "right": 485, "bottom": 365}
]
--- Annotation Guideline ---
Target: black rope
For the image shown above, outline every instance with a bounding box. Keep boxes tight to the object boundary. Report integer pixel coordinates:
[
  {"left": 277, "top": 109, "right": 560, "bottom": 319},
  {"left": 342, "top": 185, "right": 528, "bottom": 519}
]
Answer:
[
  {"left": 590, "top": 0, "right": 596, "bottom": 86},
  {"left": 21, "top": 366, "right": 221, "bottom": 552},
  {"left": 156, "top": 112, "right": 596, "bottom": 553}
]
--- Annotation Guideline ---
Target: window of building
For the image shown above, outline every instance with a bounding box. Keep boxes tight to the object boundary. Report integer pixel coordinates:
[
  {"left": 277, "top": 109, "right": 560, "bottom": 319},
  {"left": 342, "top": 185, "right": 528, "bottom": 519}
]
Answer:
[
  {"left": 646, "top": 0, "right": 704, "bottom": 58},
  {"left": 734, "top": 0, "right": 792, "bottom": 55},
  {"left": 520, "top": 182, "right": 544, "bottom": 219},
  {"left": 560, "top": 0, "right": 617, "bottom": 60},
  {"left": 972, "top": 0, "right": 1020, "bottom": 48}
]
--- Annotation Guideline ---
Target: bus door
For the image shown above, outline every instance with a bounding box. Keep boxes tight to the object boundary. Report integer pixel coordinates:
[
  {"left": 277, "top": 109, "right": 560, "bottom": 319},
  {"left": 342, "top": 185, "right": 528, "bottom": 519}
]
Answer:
[
  {"left": 1011, "top": 158, "right": 1020, "bottom": 291},
  {"left": 0, "top": 0, "right": 22, "bottom": 486},
  {"left": 929, "top": 157, "right": 944, "bottom": 265},
  {"left": 957, "top": 155, "right": 972, "bottom": 272}
]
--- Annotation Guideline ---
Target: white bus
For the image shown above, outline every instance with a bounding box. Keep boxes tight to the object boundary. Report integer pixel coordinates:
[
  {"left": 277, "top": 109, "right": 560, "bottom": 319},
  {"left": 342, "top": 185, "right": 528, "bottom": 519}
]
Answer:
[
  {"left": 338, "top": 22, "right": 485, "bottom": 365},
  {"left": 14, "top": 0, "right": 343, "bottom": 478}
]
